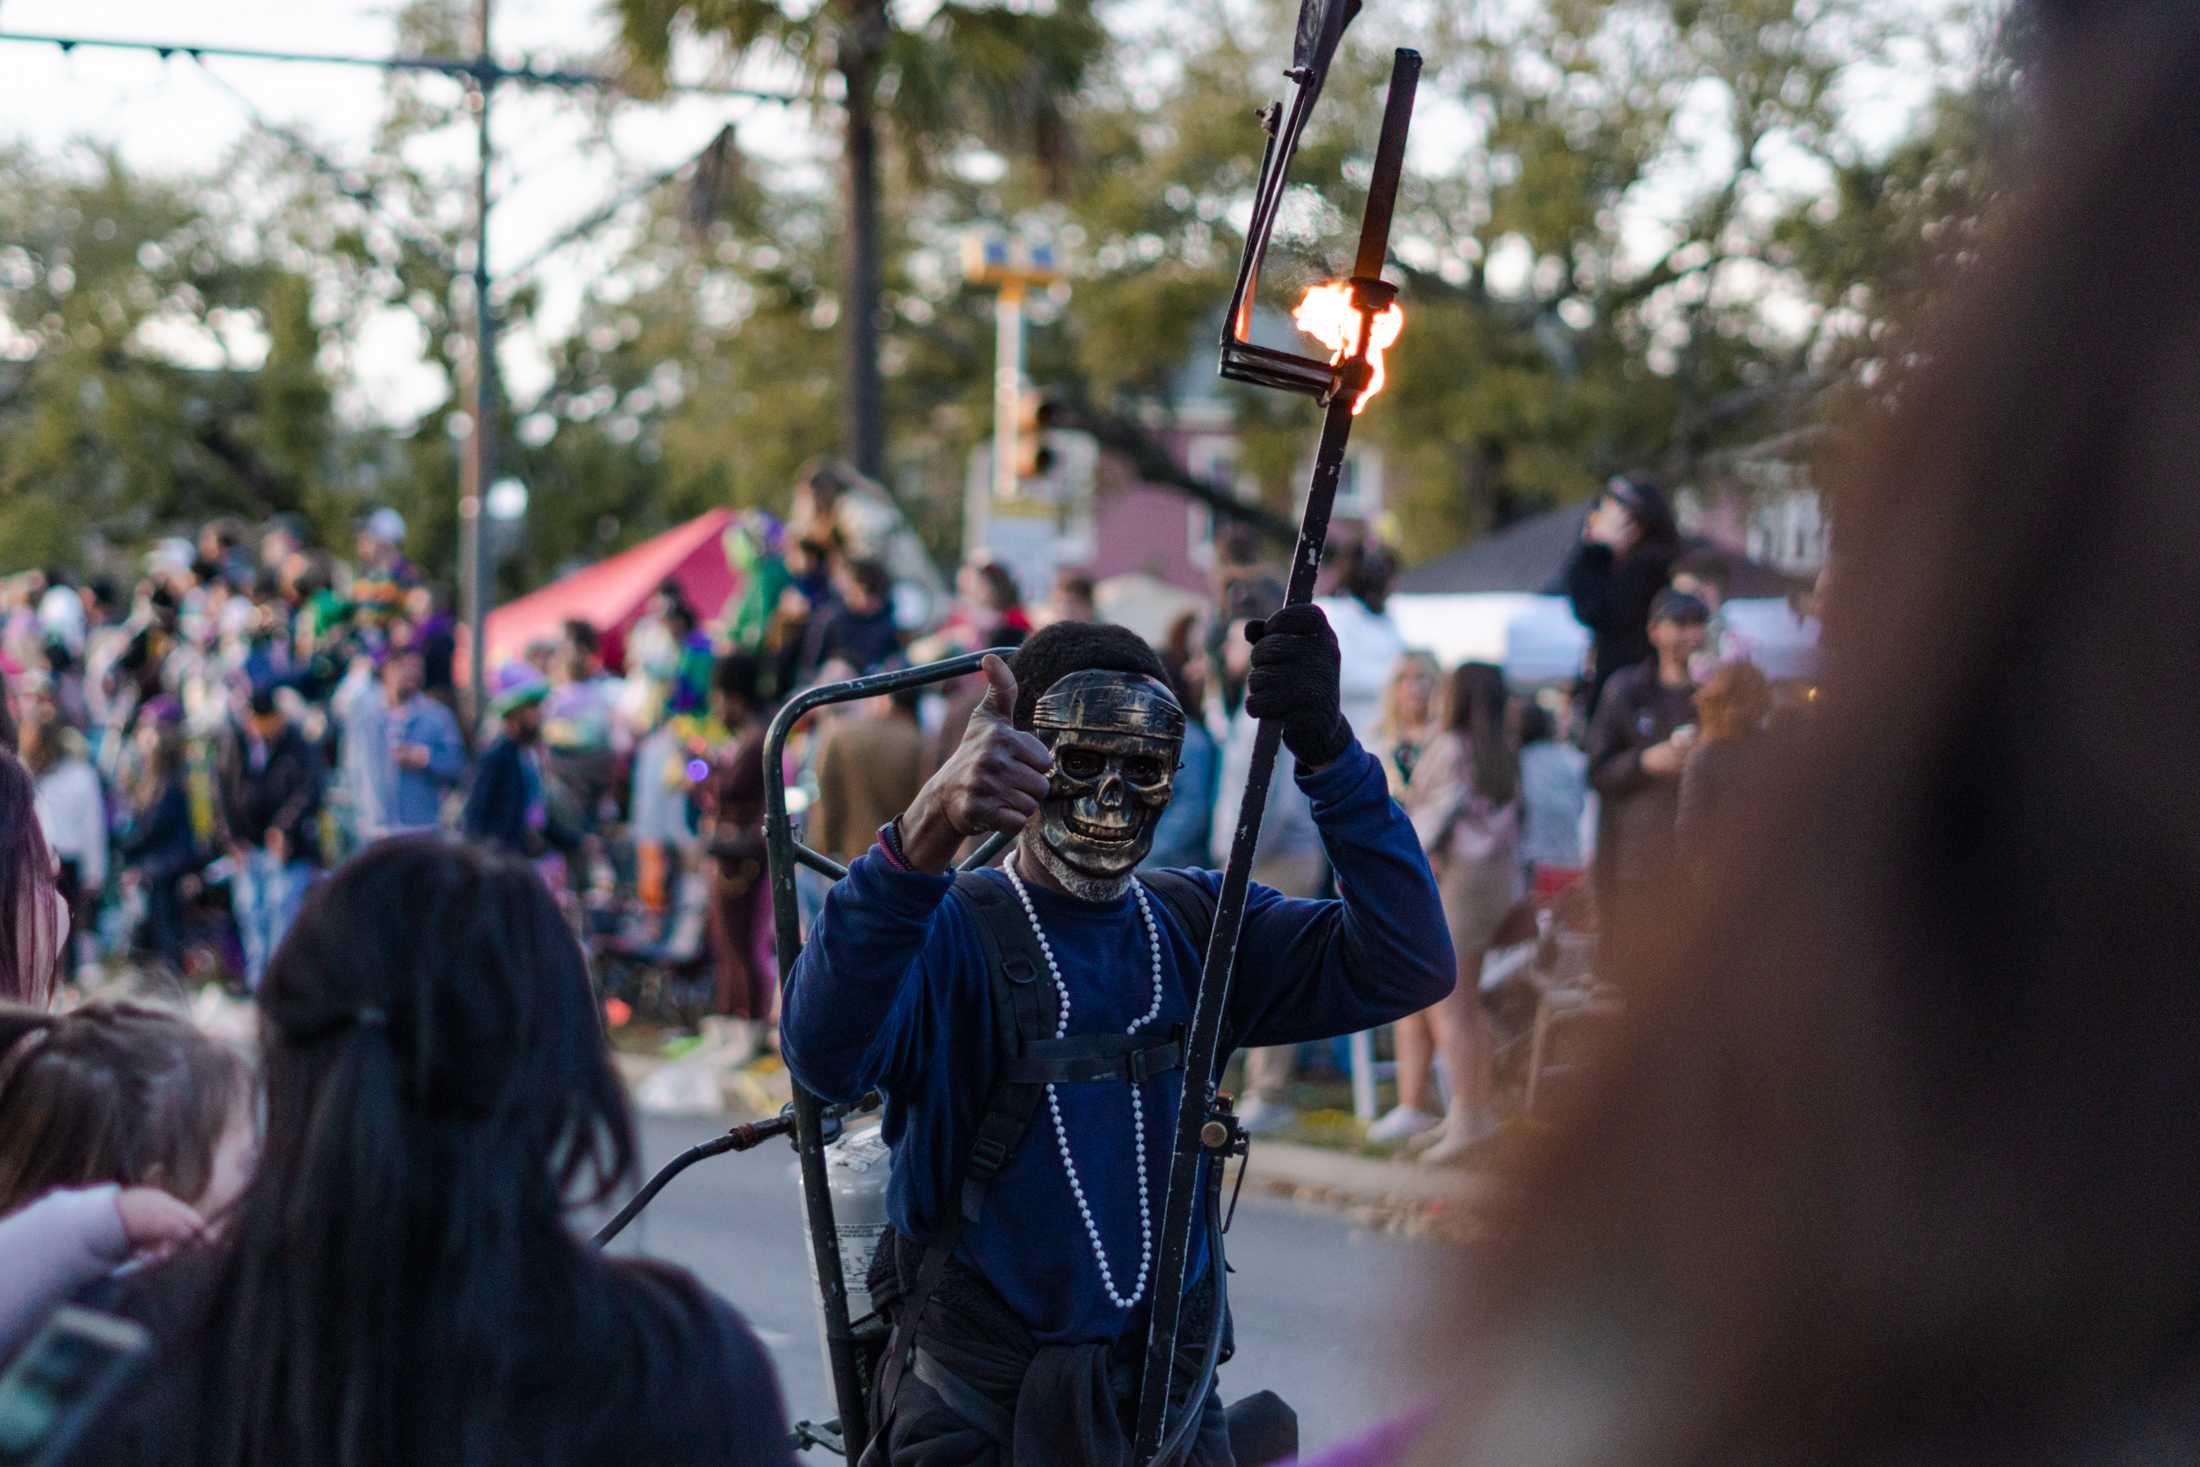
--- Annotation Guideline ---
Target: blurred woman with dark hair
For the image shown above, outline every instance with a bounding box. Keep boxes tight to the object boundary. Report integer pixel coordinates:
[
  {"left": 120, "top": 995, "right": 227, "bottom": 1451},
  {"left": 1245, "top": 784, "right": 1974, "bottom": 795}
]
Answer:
[
  {"left": 0, "top": 749, "right": 67, "bottom": 1008},
  {"left": 1305, "top": 5, "right": 2200, "bottom": 1464},
  {"left": 72, "top": 837, "right": 792, "bottom": 1466},
  {"left": 1396, "top": 662, "right": 1520, "bottom": 1163}
]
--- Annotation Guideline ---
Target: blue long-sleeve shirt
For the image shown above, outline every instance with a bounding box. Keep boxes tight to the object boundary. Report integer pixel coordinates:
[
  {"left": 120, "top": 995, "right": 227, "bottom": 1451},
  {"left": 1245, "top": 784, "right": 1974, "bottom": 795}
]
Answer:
[
  {"left": 781, "top": 740, "right": 1453, "bottom": 1344},
  {"left": 387, "top": 695, "right": 467, "bottom": 831}
]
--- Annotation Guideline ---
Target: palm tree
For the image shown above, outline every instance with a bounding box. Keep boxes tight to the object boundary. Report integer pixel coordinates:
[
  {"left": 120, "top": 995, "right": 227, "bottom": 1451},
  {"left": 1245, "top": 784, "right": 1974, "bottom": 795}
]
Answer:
[{"left": 615, "top": 0, "right": 1104, "bottom": 480}]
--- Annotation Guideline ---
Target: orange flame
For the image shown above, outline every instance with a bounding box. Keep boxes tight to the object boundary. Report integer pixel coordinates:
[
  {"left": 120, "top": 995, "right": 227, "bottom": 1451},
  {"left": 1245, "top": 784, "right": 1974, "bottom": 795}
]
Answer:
[{"left": 1292, "top": 282, "right": 1404, "bottom": 415}]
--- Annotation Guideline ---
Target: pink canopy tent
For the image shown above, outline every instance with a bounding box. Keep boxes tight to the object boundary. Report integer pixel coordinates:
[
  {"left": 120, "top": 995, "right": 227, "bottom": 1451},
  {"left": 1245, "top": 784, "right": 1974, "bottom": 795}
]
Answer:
[{"left": 479, "top": 508, "right": 740, "bottom": 676}]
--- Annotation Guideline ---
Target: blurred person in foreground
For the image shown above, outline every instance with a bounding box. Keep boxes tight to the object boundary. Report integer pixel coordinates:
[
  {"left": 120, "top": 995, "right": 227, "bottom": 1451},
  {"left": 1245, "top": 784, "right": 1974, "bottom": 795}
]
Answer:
[
  {"left": 66, "top": 837, "right": 794, "bottom": 1466},
  {"left": 1309, "top": 8, "right": 2200, "bottom": 1464},
  {"left": 1584, "top": 590, "right": 1708, "bottom": 983}
]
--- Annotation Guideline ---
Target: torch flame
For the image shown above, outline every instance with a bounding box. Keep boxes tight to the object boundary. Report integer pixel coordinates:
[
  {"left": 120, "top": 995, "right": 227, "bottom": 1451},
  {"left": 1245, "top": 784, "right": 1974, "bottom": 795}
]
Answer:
[{"left": 1292, "top": 282, "right": 1404, "bottom": 415}]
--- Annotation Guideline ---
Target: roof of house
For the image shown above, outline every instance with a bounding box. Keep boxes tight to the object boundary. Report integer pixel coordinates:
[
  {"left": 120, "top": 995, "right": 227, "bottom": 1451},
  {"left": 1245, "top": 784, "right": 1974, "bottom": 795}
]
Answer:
[{"left": 1396, "top": 502, "right": 1803, "bottom": 597}]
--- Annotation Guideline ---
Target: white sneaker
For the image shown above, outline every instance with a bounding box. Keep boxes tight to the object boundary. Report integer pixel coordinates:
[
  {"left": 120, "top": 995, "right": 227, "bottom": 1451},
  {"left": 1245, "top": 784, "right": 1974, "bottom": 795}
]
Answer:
[
  {"left": 1235, "top": 1098, "right": 1296, "bottom": 1136},
  {"left": 1365, "top": 1105, "right": 1443, "bottom": 1145}
]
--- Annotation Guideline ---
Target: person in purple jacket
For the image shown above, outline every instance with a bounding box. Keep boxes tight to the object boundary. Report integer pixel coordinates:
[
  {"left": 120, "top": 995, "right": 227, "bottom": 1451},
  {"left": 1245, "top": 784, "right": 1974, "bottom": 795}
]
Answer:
[{"left": 782, "top": 612, "right": 1455, "bottom": 1466}]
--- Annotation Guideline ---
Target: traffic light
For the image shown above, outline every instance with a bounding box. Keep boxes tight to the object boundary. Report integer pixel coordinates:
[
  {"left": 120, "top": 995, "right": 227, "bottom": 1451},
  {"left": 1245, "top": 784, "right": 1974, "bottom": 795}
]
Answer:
[{"left": 1014, "top": 390, "right": 1060, "bottom": 480}]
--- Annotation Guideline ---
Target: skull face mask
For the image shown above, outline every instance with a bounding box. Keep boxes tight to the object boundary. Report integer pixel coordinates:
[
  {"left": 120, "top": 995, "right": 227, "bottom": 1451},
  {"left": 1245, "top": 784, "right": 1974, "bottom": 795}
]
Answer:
[{"left": 1023, "top": 670, "right": 1185, "bottom": 902}]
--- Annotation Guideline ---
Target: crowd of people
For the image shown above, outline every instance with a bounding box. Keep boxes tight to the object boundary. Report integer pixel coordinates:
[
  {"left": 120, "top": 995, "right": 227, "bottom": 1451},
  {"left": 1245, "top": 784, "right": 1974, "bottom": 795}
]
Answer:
[{"left": 0, "top": 437, "right": 1816, "bottom": 1160}]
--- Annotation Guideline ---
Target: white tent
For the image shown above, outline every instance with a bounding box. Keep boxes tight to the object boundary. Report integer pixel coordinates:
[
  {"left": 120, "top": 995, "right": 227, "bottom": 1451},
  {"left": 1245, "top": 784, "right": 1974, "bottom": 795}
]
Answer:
[
  {"left": 1389, "top": 593, "right": 1589, "bottom": 684},
  {"left": 1391, "top": 592, "right": 1819, "bottom": 683},
  {"left": 1720, "top": 598, "right": 1821, "bottom": 680}
]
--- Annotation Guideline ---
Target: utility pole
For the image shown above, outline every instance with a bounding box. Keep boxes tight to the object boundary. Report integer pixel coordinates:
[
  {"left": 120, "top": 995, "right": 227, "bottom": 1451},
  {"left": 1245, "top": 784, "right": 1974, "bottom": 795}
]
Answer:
[{"left": 460, "top": 0, "right": 499, "bottom": 727}]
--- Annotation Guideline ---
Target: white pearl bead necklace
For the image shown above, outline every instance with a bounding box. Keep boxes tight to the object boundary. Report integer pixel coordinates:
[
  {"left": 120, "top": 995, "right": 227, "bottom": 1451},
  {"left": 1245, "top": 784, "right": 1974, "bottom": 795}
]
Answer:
[{"left": 1005, "top": 859, "right": 1166, "bottom": 1311}]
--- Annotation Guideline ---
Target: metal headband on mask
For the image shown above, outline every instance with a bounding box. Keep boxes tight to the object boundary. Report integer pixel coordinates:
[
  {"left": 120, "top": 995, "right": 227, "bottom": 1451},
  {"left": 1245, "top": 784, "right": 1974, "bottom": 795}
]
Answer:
[{"left": 1031, "top": 671, "right": 1186, "bottom": 744}]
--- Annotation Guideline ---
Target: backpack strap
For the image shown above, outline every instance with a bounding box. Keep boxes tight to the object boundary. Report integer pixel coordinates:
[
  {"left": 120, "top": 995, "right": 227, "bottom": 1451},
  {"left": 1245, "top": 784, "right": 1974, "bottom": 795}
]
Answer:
[
  {"left": 871, "top": 871, "right": 1056, "bottom": 1438},
  {"left": 948, "top": 871, "right": 1056, "bottom": 1224},
  {"left": 871, "top": 868, "right": 1223, "bottom": 1450},
  {"left": 1138, "top": 868, "right": 1230, "bottom": 1053}
]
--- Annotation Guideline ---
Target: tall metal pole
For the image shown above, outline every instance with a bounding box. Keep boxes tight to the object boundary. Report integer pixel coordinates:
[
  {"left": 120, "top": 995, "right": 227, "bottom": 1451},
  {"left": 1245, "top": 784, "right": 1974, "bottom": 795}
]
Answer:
[
  {"left": 1133, "top": 49, "right": 1421, "bottom": 1463},
  {"left": 462, "top": 0, "right": 498, "bottom": 725},
  {"left": 992, "top": 281, "right": 1025, "bottom": 504}
]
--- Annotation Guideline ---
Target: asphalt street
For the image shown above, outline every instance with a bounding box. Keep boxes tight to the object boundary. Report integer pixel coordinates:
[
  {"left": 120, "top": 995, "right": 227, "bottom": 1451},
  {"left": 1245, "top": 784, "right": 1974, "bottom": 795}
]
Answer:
[{"left": 604, "top": 1113, "right": 1453, "bottom": 1457}]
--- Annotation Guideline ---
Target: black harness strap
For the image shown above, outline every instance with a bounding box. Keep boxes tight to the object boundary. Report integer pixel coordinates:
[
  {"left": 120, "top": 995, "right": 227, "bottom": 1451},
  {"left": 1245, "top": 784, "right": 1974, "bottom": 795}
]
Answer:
[{"left": 869, "top": 868, "right": 1223, "bottom": 1460}]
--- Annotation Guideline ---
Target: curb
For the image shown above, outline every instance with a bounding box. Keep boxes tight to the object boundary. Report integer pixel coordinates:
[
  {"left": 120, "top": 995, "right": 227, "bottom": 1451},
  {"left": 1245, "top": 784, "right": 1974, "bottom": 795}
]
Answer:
[{"left": 616, "top": 1048, "right": 1498, "bottom": 1237}]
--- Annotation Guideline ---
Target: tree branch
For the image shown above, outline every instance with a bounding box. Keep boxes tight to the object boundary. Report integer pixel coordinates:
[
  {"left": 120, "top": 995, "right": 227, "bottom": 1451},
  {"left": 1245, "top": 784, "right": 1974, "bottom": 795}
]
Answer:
[{"left": 1047, "top": 398, "right": 1298, "bottom": 546}]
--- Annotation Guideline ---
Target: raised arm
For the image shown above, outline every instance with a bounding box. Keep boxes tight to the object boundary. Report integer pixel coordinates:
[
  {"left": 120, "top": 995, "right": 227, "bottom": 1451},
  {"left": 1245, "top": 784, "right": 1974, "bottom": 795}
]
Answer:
[
  {"left": 780, "top": 655, "right": 1051, "bottom": 1101},
  {"left": 1212, "top": 607, "right": 1456, "bottom": 1048},
  {"left": 1222, "top": 742, "right": 1456, "bottom": 1048}
]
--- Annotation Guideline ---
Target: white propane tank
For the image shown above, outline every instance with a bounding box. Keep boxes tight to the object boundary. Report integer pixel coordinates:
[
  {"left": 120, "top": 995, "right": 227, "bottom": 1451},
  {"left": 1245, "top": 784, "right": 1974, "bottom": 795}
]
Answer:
[{"left": 801, "top": 1122, "right": 894, "bottom": 1393}]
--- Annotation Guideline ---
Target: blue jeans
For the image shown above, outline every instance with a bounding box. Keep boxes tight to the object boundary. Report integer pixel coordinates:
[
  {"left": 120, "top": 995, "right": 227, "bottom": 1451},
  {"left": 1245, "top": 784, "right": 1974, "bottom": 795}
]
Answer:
[{"left": 234, "top": 851, "right": 315, "bottom": 989}]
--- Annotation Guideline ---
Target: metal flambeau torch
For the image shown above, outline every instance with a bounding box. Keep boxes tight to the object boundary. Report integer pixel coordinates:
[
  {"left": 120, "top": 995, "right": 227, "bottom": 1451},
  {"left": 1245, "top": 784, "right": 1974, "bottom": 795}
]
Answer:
[{"left": 1133, "top": 10, "right": 1422, "bottom": 1459}]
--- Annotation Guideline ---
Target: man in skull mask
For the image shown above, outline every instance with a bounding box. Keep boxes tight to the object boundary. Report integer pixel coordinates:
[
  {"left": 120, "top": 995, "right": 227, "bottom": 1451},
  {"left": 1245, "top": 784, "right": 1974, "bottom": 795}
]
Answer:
[{"left": 782, "top": 613, "right": 1454, "bottom": 1466}]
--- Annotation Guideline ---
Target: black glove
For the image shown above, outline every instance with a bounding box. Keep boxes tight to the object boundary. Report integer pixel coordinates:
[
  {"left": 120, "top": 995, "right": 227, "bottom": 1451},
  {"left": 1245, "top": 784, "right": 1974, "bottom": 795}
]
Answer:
[{"left": 1243, "top": 603, "right": 1353, "bottom": 769}]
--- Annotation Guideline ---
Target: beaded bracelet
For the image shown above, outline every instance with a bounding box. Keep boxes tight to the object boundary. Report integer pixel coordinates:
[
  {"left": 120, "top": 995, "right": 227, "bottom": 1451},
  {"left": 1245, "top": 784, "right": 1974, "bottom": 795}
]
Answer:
[{"left": 876, "top": 818, "right": 912, "bottom": 872}]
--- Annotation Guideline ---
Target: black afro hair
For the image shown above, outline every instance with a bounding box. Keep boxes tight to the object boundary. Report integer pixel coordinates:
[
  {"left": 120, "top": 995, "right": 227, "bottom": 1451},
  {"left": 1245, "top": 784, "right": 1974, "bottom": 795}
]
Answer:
[{"left": 1006, "top": 621, "right": 1170, "bottom": 730}]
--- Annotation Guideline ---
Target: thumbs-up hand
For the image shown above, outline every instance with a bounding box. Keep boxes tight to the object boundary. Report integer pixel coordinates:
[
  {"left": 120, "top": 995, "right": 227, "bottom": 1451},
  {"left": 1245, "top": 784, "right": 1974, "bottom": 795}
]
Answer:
[{"left": 897, "top": 654, "right": 1056, "bottom": 873}]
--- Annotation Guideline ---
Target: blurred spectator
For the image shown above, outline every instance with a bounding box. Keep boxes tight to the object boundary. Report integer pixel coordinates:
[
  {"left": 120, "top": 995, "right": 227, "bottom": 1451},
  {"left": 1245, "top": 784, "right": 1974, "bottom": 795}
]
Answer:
[
  {"left": 808, "top": 688, "right": 926, "bottom": 869},
  {"left": 944, "top": 557, "right": 1033, "bottom": 653},
  {"left": 544, "top": 620, "right": 624, "bottom": 831},
  {"left": 1210, "top": 570, "right": 1285, "bottom": 719},
  {"left": 18, "top": 676, "right": 105, "bottom": 978},
  {"left": 0, "top": 1001, "right": 255, "bottom": 1223},
  {"left": 1676, "top": 659, "right": 1771, "bottom": 867},
  {"left": 1670, "top": 547, "right": 1754, "bottom": 670},
  {"left": 1145, "top": 644, "right": 1220, "bottom": 871},
  {"left": 722, "top": 511, "right": 792, "bottom": 655},
  {"left": 1319, "top": 540, "right": 1407, "bottom": 743},
  {"left": 378, "top": 645, "right": 467, "bottom": 836},
  {"left": 1371, "top": 650, "right": 1441, "bottom": 794},
  {"left": 1565, "top": 474, "right": 1681, "bottom": 715},
  {"left": 787, "top": 458, "right": 854, "bottom": 564},
  {"left": 700, "top": 653, "right": 776, "bottom": 1045},
  {"left": 116, "top": 701, "right": 196, "bottom": 971},
  {"left": 351, "top": 507, "right": 417, "bottom": 610},
  {"left": 462, "top": 666, "right": 572, "bottom": 863},
  {"left": 801, "top": 555, "right": 902, "bottom": 676},
  {"left": 1517, "top": 700, "right": 1588, "bottom": 874},
  {"left": 1396, "top": 663, "right": 1521, "bottom": 1160},
  {"left": 1585, "top": 588, "right": 1707, "bottom": 981},
  {"left": 1038, "top": 568, "right": 1099, "bottom": 630},
  {"left": 217, "top": 687, "right": 325, "bottom": 989},
  {"left": 0, "top": 751, "right": 67, "bottom": 1007}
]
